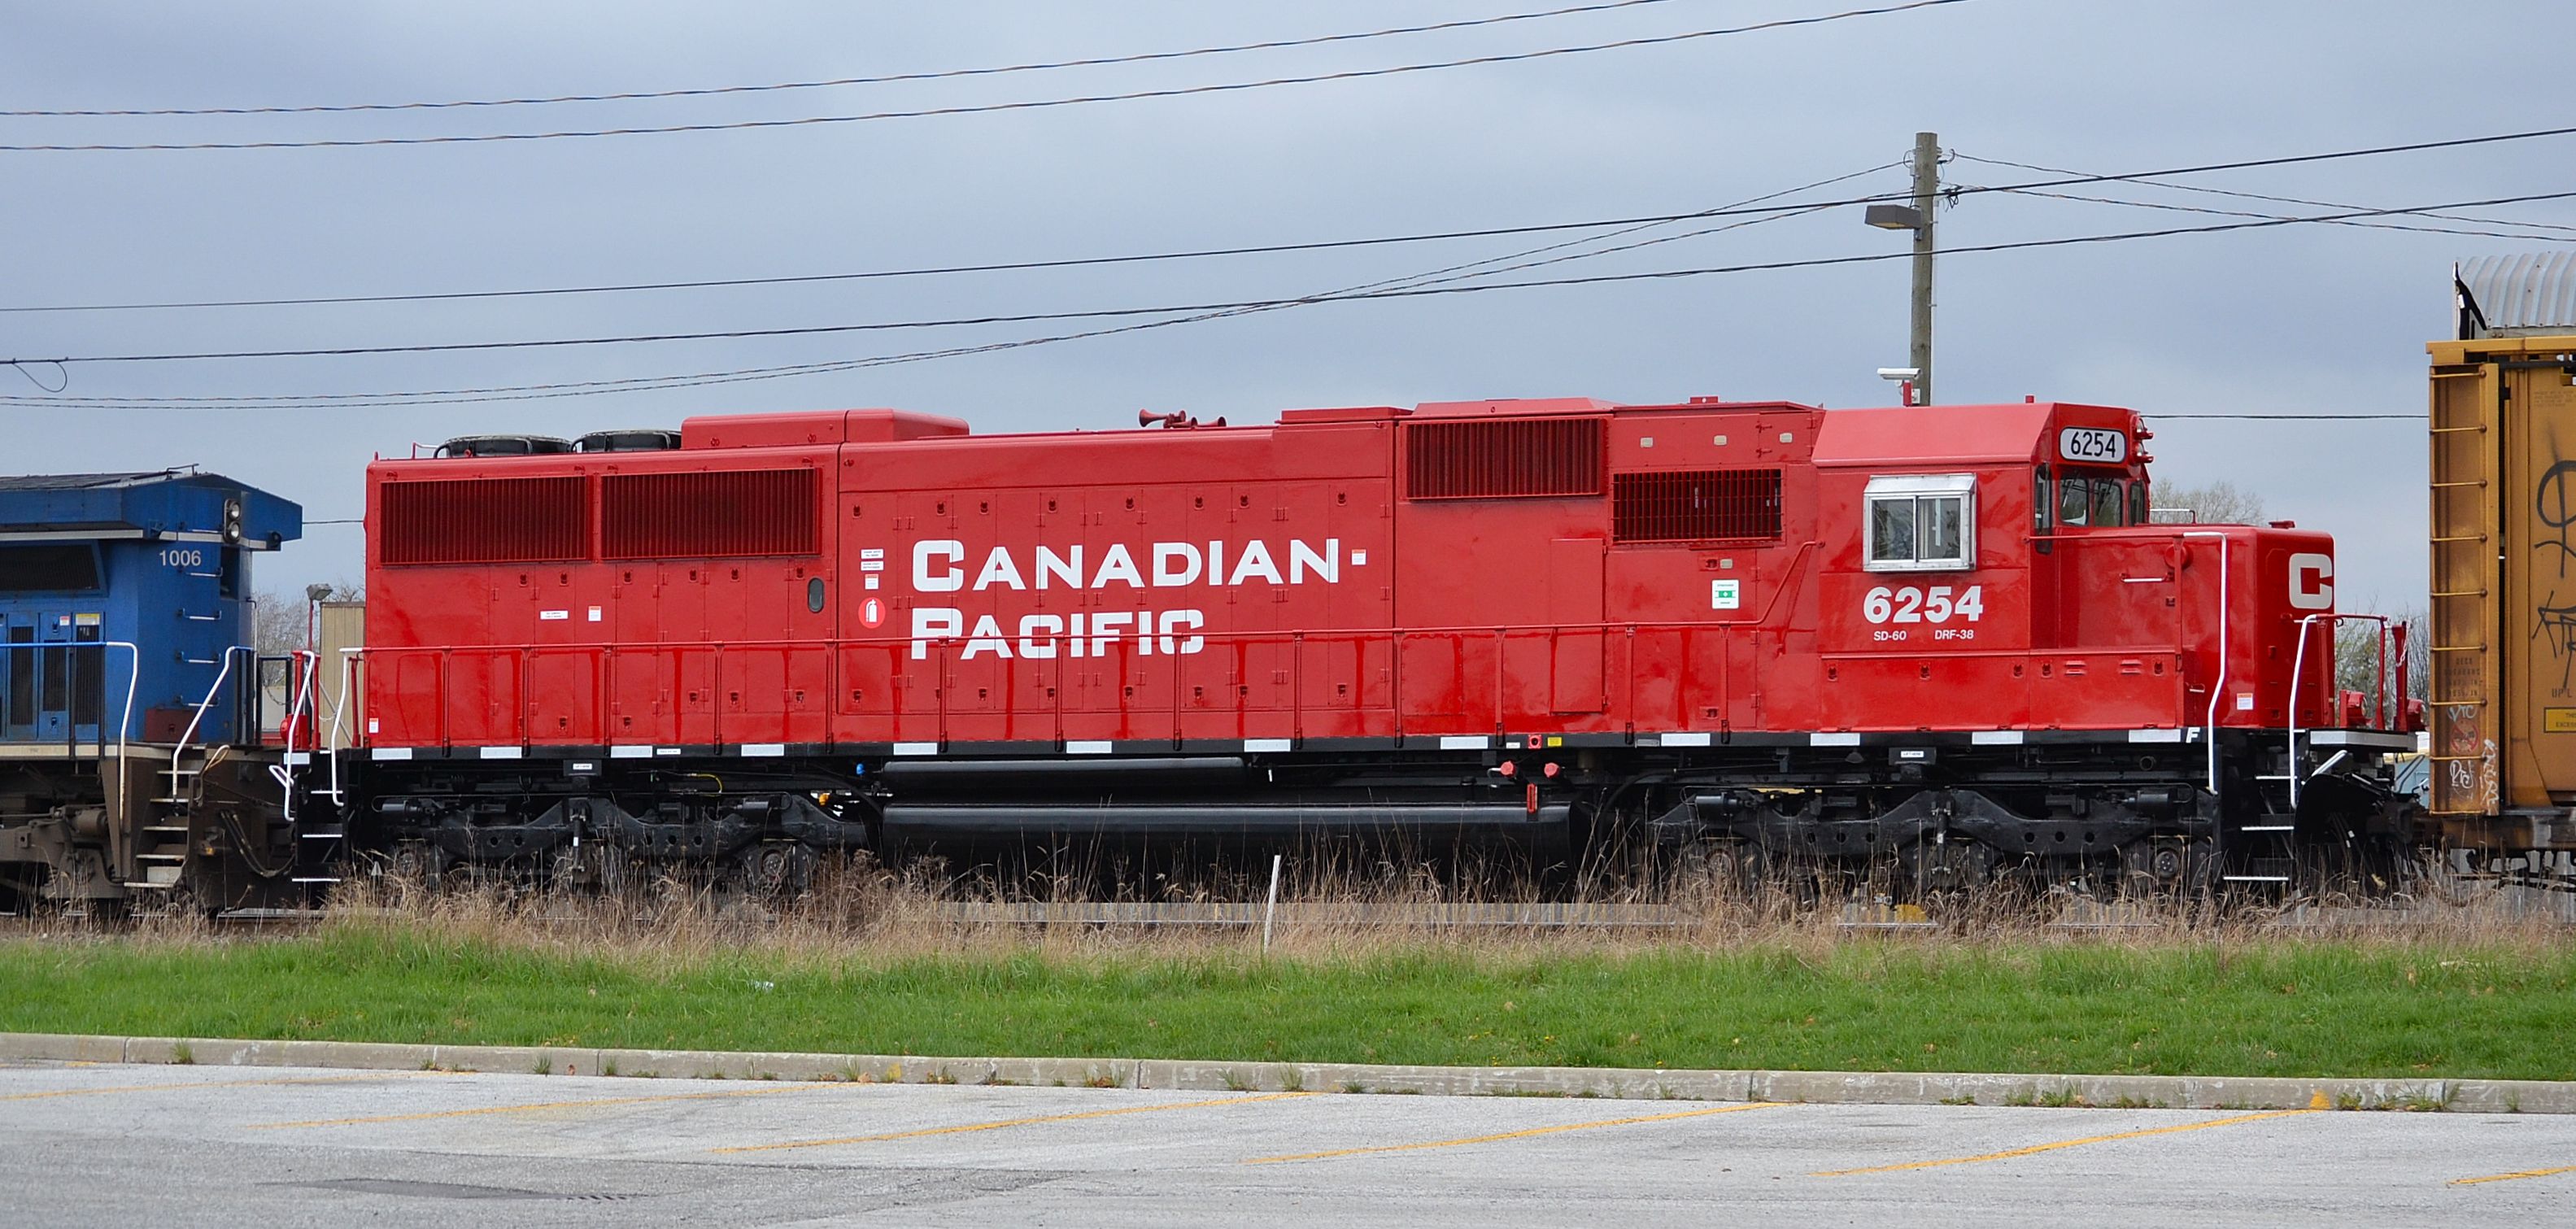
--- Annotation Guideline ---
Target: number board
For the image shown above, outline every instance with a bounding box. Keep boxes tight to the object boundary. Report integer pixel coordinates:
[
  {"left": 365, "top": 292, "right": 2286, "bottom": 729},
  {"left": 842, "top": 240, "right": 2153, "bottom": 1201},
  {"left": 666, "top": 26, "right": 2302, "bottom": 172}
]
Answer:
[{"left": 2058, "top": 426, "right": 2127, "bottom": 464}]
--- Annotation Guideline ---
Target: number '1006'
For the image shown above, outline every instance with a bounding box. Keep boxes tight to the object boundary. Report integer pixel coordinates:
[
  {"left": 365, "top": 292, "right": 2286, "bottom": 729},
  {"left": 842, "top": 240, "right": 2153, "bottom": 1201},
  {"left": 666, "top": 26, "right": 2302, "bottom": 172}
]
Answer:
[{"left": 1863, "top": 584, "right": 1985, "bottom": 624}]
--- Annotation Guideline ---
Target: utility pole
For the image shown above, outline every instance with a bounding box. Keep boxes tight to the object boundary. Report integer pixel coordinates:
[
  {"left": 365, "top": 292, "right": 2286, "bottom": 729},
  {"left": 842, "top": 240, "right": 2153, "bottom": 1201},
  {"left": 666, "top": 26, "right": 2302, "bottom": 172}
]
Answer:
[
  {"left": 1865, "top": 131, "right": 1941, "bottom": 405},
  {"left": 1906, "top": 129, "right": 1937, "bottom": 406}
]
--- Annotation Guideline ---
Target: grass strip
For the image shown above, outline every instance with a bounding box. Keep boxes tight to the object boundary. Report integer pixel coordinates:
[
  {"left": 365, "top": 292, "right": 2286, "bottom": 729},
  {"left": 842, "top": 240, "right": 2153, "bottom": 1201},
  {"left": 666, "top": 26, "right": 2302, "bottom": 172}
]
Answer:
[{"left": 2, "top": 929, "right": 2571, "bottom": 1081}]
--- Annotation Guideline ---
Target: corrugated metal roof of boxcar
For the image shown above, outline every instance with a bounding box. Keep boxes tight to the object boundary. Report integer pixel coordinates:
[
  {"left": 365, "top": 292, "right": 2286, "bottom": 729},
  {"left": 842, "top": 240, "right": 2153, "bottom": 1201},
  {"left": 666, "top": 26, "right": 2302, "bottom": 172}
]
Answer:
[{"left": 2460, "top": 252, "right": 2576, "bottom": 334}]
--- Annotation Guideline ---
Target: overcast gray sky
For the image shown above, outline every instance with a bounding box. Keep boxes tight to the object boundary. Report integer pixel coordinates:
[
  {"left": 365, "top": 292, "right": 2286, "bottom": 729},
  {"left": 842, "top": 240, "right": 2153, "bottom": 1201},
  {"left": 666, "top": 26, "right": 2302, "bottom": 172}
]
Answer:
[{"left": 2, "top": 0, "right": 2559, "bottom": 611}]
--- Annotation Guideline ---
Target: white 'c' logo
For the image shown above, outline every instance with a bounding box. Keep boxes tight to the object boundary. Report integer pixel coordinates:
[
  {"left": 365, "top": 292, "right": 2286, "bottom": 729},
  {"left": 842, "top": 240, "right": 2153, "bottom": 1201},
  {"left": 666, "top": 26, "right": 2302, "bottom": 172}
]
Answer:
[{"left": 2287, "top": 552, "right": 2334, "bottom": 611}]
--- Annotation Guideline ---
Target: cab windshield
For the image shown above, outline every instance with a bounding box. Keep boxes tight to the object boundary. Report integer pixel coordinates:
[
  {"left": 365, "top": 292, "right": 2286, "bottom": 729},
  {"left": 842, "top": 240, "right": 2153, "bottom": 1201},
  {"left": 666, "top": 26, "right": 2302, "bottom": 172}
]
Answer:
[{"left": 2054, "top": 473, "right": 2129, "bottom": 528}]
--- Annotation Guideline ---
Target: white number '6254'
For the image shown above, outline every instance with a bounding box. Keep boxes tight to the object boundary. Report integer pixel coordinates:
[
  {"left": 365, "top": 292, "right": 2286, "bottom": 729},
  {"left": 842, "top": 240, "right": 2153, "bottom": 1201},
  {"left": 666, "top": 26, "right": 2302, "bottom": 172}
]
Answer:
[{"left": 1863, "top": 584, "right": 1985, "bottom": 625}]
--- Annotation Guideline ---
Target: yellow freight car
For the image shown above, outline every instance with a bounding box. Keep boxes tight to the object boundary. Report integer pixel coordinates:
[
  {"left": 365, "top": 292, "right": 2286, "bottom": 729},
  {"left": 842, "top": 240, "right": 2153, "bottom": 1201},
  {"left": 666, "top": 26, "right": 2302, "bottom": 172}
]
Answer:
[{"left": 2430, "top": 260, "right": 2576, "bottom": 852}]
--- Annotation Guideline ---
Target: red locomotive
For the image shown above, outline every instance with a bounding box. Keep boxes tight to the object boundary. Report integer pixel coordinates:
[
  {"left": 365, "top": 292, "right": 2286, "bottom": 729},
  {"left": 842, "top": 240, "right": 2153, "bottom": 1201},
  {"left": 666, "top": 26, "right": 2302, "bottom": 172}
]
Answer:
[{"left": 349, "top": 394, "right": 2419, "bottom": 891}]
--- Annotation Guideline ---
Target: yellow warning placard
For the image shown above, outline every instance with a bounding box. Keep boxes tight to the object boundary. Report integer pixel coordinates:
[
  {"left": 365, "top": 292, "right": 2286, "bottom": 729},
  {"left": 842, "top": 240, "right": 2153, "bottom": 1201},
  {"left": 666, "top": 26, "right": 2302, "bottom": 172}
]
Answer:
[{"left": 2545, "top": 708, "right": 2576, "bottom": 734}]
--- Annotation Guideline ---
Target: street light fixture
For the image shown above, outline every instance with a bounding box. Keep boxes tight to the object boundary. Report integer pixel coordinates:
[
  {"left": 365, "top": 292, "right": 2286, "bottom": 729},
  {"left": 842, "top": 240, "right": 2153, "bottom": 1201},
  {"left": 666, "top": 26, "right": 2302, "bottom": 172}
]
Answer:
[
  {"left": 1863, "top": 132, "right": 1941, "bottom": 406},
  {"left": 1863, "top": 204, "right": 1923, "bottom": 231}
]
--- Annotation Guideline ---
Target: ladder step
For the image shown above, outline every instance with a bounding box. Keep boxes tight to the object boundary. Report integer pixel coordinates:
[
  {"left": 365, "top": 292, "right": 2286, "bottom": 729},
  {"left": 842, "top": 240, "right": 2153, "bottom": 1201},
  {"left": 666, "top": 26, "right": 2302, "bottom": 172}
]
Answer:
[
  {"left": 290, "top": 877, "right": 342, "bottom": 884},
  {"left": 2240, "top": 825, "right": 2296, "bottom": 832},
  {"left": 137, "top": 852, "right": 187, "bottom": 863},
  {"left": 149, "top": 797, "right": 190, "bottom": 804},
  {"left": 299, "top": 829, "right": 347, "bottom": 840},
  {"left": 141, "top": 825, "right": 190, "bottom": 834}
]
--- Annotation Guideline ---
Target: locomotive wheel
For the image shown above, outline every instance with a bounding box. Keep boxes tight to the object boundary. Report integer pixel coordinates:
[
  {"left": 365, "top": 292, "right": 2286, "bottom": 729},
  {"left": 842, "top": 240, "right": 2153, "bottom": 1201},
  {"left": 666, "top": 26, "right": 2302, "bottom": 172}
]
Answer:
[
  {"left": 1671, "top": 839, "right": 1760, "bottom": 900},
  {"left": 2119, "top": 839, "right": 2182, "bottom": 896},
  {"left": 387, "top": 841, "right": 446, "bottom": 884},
  {"left": 1899, "top": 836, "right": 1994, "bottom": 900},
  {"left": 737, "top": 842, "right": 817, "bottom": 899},
  {"left": 2118, "top": 838, "right": 2217, "bottom": 900}
]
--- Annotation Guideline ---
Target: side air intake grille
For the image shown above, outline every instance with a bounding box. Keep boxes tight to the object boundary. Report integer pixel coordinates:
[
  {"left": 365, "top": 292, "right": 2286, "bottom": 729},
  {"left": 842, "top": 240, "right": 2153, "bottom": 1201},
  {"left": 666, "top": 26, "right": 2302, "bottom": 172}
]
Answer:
[
  {"left": 1612, "top": 469, "right": 1784, "bottom": 543},
  {"left": 380, "top": 477, "right": 588, "bottom": 565},
  {"left": 1403, "top": 418, "right": 1606, "bottom": 500},
  {"left": 601, "top": 469, "right": 818, "bottom": 559}
]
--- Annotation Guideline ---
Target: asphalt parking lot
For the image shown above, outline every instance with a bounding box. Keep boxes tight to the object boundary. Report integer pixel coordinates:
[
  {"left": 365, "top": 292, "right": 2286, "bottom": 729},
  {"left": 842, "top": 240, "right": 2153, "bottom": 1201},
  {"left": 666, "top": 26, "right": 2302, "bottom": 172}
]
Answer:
[{"left": 4, "top": 1059, "right": 2570, "bottom": 1227}]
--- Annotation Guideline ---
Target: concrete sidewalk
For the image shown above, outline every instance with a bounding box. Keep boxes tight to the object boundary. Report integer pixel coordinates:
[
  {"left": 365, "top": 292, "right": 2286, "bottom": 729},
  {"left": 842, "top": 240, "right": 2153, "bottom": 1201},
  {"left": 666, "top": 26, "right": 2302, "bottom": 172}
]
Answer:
[{"left": 7, "top": 1030, "right": 2569, "bottom": 1113}]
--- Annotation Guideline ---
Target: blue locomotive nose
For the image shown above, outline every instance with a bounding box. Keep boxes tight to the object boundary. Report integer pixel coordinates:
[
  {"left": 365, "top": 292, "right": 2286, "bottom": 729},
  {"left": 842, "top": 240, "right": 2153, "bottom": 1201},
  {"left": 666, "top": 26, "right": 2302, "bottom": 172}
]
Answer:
[{"left": 0, "top": 471, "right": 301, "bottom": 748}]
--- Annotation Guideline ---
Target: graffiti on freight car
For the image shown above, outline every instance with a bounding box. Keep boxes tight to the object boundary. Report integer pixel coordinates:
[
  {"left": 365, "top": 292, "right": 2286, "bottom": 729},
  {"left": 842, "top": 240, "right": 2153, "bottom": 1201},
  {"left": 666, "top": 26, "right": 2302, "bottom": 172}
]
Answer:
[
  {"left": 2542, "top": 601, "right": 2576, "bottom": 694},
  {"left": 2536, "top": 452, "right": 2576, "bottom": 693},
  {"left": 2537, "top": 458, "right": 2576, "bottom": 576},
  {"left": 2442, "top": 703, "right": 2501, "bottom": 813}
]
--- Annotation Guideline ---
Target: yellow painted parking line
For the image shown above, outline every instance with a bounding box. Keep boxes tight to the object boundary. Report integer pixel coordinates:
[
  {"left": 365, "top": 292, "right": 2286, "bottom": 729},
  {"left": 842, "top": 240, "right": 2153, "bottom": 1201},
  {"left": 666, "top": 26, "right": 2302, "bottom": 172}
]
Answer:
[
  {"left": 715, "top": 1091, "right": 1318, "bottom": 1154},
  {"left": 1244, "top": 1100, "right": 1788, "bottom": 1165},
  {"left": 251, "top": 1081, "right": 848, "bottom": 1129},
  {"left": 2, "top": 1071, "right": 442, "bottom": 1102},
  {"left": 2451, "top": 1164, "right": 2576, "bottom": 1187},
  {"left": 1812, "top": 1109, "right": 2321, "bottom": 1176}
]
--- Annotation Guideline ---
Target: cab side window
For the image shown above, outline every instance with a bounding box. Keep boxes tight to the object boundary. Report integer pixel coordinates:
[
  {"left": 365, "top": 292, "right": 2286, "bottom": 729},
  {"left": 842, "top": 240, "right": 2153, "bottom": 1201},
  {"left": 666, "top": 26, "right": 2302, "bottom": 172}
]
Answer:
[{"left": 1864, "top": 474, "right": 1977, "bottom": 572}]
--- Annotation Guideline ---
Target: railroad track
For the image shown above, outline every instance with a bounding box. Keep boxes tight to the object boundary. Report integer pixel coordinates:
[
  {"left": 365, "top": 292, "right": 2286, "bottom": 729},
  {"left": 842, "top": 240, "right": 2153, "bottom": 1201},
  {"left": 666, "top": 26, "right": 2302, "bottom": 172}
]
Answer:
[{"left": 7, "top": 881, "right": 2571, "bottom": 931}]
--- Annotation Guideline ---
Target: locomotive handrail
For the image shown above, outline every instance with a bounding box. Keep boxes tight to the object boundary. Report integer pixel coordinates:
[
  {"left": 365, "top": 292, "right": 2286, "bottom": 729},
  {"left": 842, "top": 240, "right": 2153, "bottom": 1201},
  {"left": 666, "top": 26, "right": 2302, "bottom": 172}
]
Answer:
[
  {"left": 2177, "top": 531, "right": 2229, "bottom": 800},
  {"left": 341, "top": 617, "right": 1807, "bottom": 659},
  {"left": 102, "top": 641, "right": 139, "bottom": 829},
  {"left": 2286, "top": 612, "right": 2394, "bottom": 810},
  {"left": 172, "top": 645, "right": 256, "bottom": 769},
  {"left": 337, "top": 568, "right": 2253, "bottom": 751},
  {"left": 339, "top": 614, "right": 2116, "bottom": 750},
  {"left": 350, "top": 621, "right": 1750, "bottom": 750},
  {"left": 273, "top": 650, "right": 320, "bottom": 826},
  {"left": 321, "top": 647, "right": 364, "bottom": 804}
]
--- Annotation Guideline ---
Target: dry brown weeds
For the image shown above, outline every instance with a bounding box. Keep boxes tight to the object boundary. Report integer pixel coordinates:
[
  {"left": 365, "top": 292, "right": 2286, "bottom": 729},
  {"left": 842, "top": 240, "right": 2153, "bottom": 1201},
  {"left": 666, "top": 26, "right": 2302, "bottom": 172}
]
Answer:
[{"left": 155, "top": 852, "right": 2557, "bottom": 974}]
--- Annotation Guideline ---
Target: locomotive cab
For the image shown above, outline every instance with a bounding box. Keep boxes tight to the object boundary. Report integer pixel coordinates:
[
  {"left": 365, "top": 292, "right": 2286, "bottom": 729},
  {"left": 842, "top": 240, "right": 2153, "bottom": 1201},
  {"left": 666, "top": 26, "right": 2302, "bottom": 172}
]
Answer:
[
  {"left": 1814, "top": 401, "right": 2169, "bottom": 730},
  {"left": 0, "top": 470, "right": 307, "bottom": 912}
]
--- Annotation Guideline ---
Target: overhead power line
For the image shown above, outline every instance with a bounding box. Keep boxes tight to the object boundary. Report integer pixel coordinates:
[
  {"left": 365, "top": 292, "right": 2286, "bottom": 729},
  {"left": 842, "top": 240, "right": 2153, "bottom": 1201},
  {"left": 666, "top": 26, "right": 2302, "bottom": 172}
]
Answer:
[
  {"left": 0, "top": 172, "right": 1903, "bottom": 316},
  {"left": 1971, "top": 183, "right": 2576, "bottom": 243},
  {"left": 12, "top": 188, "right": 2576, "bottom": 373},
  {"left": 0, "top": 1, "right": 1970, "bottom": 151},
  {"left": 18, "top": 121, "right": 2576, "bottom": 316},
  {"left": 2, "top": 0, "right": 1699, "bottom": 117},
  {"left": 1956, "top": 151, "right": 2576, "bottom": 234},
  {"left": 0, "top": 163, "right": 1903, "bottom": 410}
]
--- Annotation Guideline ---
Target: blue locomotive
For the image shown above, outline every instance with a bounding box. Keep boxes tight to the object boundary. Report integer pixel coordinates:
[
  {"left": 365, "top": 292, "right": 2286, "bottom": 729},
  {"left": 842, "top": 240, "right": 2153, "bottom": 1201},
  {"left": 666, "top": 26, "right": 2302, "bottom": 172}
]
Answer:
[{"left": 0, "top": 469, "right": 306, "bottom": 912}]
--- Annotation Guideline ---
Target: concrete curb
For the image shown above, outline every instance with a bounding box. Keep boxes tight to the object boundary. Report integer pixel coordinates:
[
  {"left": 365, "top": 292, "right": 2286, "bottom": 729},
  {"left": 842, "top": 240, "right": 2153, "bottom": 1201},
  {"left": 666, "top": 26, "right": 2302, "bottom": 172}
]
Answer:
[{"left": 7, "top": 1031, "right": 2569, "bottom": 1113}]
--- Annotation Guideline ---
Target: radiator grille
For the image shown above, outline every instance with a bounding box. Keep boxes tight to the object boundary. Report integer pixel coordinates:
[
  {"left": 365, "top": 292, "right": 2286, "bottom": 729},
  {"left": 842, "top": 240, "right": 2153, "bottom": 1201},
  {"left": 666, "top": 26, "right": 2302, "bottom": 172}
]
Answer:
[
  {"left": 601, "top": 469, "right": 818, "bottom": 559},
  {"left": 379, "top": 477, "right": 588, "bottom": 565},
  {"left": 1403, "top": 418, "right": 1606, "bottom": 500},
  {"left": 1611, "top": 469, "right": 1784, "bottom": 543}
]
